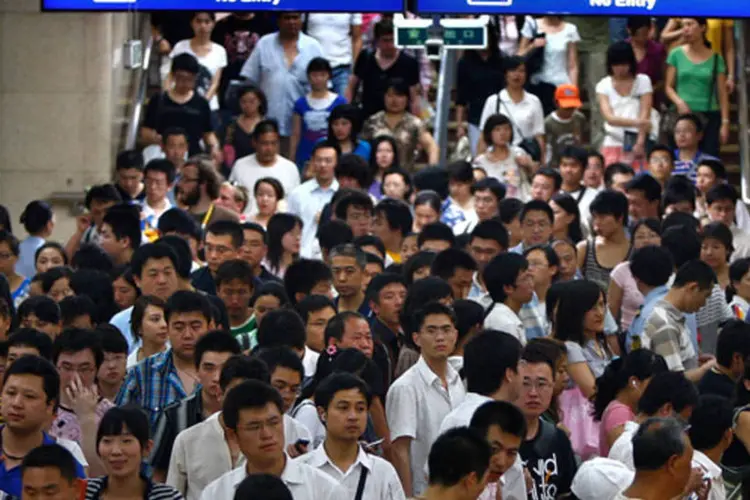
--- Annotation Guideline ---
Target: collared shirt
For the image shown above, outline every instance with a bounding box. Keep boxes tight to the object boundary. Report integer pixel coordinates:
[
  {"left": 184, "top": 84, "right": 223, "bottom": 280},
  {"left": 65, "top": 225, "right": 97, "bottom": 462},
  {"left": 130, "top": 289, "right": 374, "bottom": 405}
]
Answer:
[
  {"left": 287, "top": 178, "right": 339, "bottom": 258},
  {"left": 673, "top": 149, "right": 718, "bottom": 183},
  {"left": 468, "top": 273, "right": 491, "bottom": 309},
  {"left": 190, "top": 266, "right": 216, "bottom": 296},
  {"left": 692, "top": 449, "right": 725, "bottom": 500},
  {"left": 642, "top": 299, "right": 698, "bottom": 372},
  {"left": 49, "top": 398, "right": 114, "bottom": 443},
  {"left": 518, "top": 294, "right": 547, "bottom": 341},
  {"left": 509, "top": 241, "right": 525, "bottom": 254},
  {"left": 115, "top": 350, "right": 192, "bottom": 431},
  {"left": 141, "top": 198, "right": 173, "bottom": 229},
  {"left": 297, "top": 444, "right": 405, "bottom": 500},
  {"left": 199, "top": 455, "right": 347, "bottom": 500},
  {"left": 110, "top": 306, "right": 136, "bottom": 352},
  {"left": 361, "top": 111, "right": 426, "bottom": 172},
  {"left": 150, "top": 390, "right": 206, "bottom": 473},
  {"left": 731, "top": 225, "right": 750, "bottom": 262},
  {"left": 15, "top": 235, "right": 44, "bottom": 279},
  {"left": 302, "top": 346, "right": 320, "bottom": 378},
  {"left": 85, "top": 475, "right": 182, "bottom": 500},
  {"left": 386, "top": 356, "right": 466, "bottom": 496},
  {"left": 240, "top": 32, "right": 324, "bottom": 136},
  {"left": 484, "top": 302, "right": 527, "bottom": 345},
  {"left": 627, "top": 284, "right": 669, "bottom": 352}
]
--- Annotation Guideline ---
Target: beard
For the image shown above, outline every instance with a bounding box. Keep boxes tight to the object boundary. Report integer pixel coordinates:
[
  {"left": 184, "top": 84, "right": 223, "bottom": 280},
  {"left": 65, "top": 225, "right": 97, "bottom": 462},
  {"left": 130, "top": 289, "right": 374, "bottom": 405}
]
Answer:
[{"left": 179, "top": 185, "right": 201, "bottom": 207}]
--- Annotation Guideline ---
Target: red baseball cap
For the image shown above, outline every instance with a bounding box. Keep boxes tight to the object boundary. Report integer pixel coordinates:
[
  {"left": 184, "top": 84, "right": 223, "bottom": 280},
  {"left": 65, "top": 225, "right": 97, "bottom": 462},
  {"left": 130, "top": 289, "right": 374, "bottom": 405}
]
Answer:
[{"left": 555, "top": 84, "right": 582, "bottom": 109}]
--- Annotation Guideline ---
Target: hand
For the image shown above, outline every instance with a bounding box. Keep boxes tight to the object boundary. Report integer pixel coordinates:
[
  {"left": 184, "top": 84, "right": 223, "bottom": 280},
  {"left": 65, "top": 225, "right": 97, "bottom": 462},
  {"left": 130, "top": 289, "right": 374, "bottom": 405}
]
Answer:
[
  {"left": 699, "top": 354, "right": 716, "bottom": 366},
  {"left": 456, "top": 123, "right": 467, "bottom": 139},
  {"left": 515, "top": 153, "right": 533, "bottom": 168},
  {"left": 727, "top": 78, "right": 736, "bottom": 95},
  {"left": 676, "top": 101, "right": 691, "bottom": 115},
  {"left": 157, "top": 38, "right": 171, "bottom": 55},
  {"left": 286, "top": 442, "right": 308, "bottom": 458},
  {"left": 495, "top": 481, "right": 503, "bottom": 500},
  {"left": 632, "top": 141, "right": 646, "bottom": 159},
  {"left": 211, "top": 147, "right": 224, "bottom": 167},
  {"left": 75, "top": 214, "right": 91, "bottom": 234},
  {"left": 720, "top": 122, "right": 730, "bottom": 145},
  {"left": 523, "top": 467, "right": 533, "bottom": 490},
  {"left": 685, "top": 468, "right": 705, "bottom": 495},
  {"left": 532, "top": 37, "right": 546, "bottom": 49},
  {"left": 65, "top": 374, "right": 98, "bottom": 419}
]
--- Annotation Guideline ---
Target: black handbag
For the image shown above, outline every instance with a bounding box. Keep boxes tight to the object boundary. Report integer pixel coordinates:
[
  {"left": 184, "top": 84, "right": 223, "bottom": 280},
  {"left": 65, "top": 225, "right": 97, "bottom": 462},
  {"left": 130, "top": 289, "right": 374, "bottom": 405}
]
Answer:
[{"left": 495, "top": 94, "right": 543, "bottom": 162}]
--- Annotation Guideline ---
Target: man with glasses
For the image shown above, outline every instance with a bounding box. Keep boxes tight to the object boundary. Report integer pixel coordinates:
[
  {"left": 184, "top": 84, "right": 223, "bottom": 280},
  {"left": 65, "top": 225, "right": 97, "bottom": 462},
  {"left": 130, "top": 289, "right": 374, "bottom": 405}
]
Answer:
[
  {"left": 518, "top": 343, "right": 578, "bottom": 500},
  {"left": 191, "top": 220, "right": 244, "bottom": 296},
  {"left": 510, "top": 201, "right": 554, "bottom": 255},
  {"left": 141, "top": 159, "right": 177, "bottom": 228}
]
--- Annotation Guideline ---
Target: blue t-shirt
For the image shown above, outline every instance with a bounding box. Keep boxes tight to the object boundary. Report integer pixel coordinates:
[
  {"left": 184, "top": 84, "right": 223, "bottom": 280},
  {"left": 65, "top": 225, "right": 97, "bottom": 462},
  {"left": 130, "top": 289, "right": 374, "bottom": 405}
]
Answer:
[
  {"left": 293, "top": 94, "right": 347, "bottom": 169},
  {"left": 0, "top": 431, "right": 86, "bottom": 498}
]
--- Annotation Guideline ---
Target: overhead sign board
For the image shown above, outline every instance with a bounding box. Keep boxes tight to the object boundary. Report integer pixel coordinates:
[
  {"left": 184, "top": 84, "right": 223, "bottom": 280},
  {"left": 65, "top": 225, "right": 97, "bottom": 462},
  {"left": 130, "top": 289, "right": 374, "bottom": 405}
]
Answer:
[
  {"left": 42, "top": 0, "right": 403, "bottom": 12},
  {"left": 415, "top": 0, "right": 750, "bottom": 17}
]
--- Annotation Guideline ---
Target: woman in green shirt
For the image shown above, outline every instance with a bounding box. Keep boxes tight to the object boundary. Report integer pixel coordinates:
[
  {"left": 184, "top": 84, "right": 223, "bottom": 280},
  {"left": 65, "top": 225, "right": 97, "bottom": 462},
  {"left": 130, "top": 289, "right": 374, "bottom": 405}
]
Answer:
[{"left": 665, "top": 17, "right": 729, "bottom": 158}]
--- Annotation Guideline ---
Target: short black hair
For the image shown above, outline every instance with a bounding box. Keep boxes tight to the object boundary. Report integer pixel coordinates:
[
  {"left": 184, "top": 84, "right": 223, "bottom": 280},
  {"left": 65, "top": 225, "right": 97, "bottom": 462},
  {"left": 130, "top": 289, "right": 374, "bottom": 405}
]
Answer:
[
  {"left": 673, "top": 259, "right": 717, "bottom": 291},
  {"left": 3, "top": 355, "right": 59, "bottom": 406},
  {"left": 688, "top": 395, "right": 734, "bottom": 451},
  {"left": 84, "top": 184, "right": 122, "bottom": 209},
  {"left": 317, "top": 220, "right": 354, "bottom": 254},
  {"left": 252, "top": 119, "right": 280, "bottom": 140},
  {"left": 7, "top": 329, "right": 53, "bottom": 360},
  {"left": 374, "top": 198, "right": 413, "bottom": 237},
  {"left": 482, "top": 113, "right": 514, "bottom": 146},
  {"left": 206, "top": 220, "right": 244, "bottom": 249},
  {"left": 97, "top": 324, "right": 128, "bottom": 355},
  {"left": 428, "top": 427, "right": 492, "bottom": 487},
  {"left": 306, "top": 56, "right": 333, "bottom": 76},
  {"left": 256, "top": 346, "right": 304, "bottom": 382},
  {"left": 663, "top": 176, "right": 697, "bottom": 213},
  {"left": 156, "top": 235, "right": 193, "bottom": 280},
  {"left": 223, "top": 380, "right": 284, "bottom": 430},
  {"left": 403, "top": 251, "right": 437, "bottom": 286},
  {"left": 470, "top": 219, "right": 509, "bottom": 251},
  {"left": 484, "top": 253, "right": 528, "bottom": 303},
  {"left": 324, "top": 311, "right": 367, "bottom": 346},
  {"left": 630, "top": 246, "right": 673, "bottom": 288},
  {"left": 533, "top": 168, "right": 563, "bottom": 191},
  {"left": 241, "top": 221, "right": 268, "bottom": 245},
  {"left": 0, "top": 230, "right": 19, "bottom": 257},
  {"left": 219, "top": 354, "right": 271, "bottom": 391},
  {"left": 606, "top": 41, "right": 638, "bottom": 76},
  {"left": 59, "top": 295, "right": 96, "bottom": 327},
  {"left": 143, "top": 159, "right": 177, "bottom": 185},
  {"left": 470, "top": 400, "right": 527, "bottom": 439},
  {"left": 233, "top": 474, "right": 293, "bottom": 500},
  {"left": 519, "top": 200, "right": 554, "bottom": 224},
  {"left": 257, "top": 309, "right": 306, "bottom": 350},
  {"left": 329, "top": 243, "right": 367, "bottom": 269},
  {"left": 20, "top": 201, "right": 53, "bottom": 235},
  {"left": 559, "top": 145, "right": 588, "bottom": 168},
  {"left": 366, "top": 272, "right": 406, "bottom": 305},
  {"left": 701, "top": 221, "right": 734, "bottom": 258},
  {"left": 415, "top": 301, "right": 457, "bottom": 332},
  {"left": 453, "top": 300, "right": 485, "bottom": 345},
  {"left": 698, "top": 158, "right": 727, "bottom": 180},
  {"left": 164, "top": 291, "right": 213, "bottom": 324},
  {"left": 296, "top": 295, "right": 336, "bottom": 324},
  {"left": 648, "top": 143, "right": 674, "bottom": 162},
  {"left": 336, "top": 155, "right": 371, "bottom": 188},
  {"left": 632, "top": 417, "right": 688, "bottom": 471},
  {"left": 472, "top": 178, "right": 506, "bottom": 202},
  {"left": 521, "top": 341, "right": 556, "bottom": 376},
  {"left": 40, "top": 266, "right": 73, "bottom": 294},
  {"left": 21, "top": 445, "right": 79, "bottom": 484},
  {"left": 158, "top": 208, "right": 202, "bottom": 242},
  {"left": 590, "top": 189, "right": 629, "bottom": 226},
  {"left": 604, "top": 163, "right": 635, "bottom": 188},
  {"left": 116, "top": 149, "right": 145, "bottom": 172},
  {"left": 18, "top": 295, "right": 61, "bottom": 325},
  {"left": 637, "top": 371, "right": 699, "bottom": 415},
  {"left": 314, "top": 372, "right": 372, "bottom": 409},
  {"left": 418, "top": 222, "right": 456, "bottom": 249},
  {"left": 130, "top": 243, "right": 179, "bottom": 279},
  {"left": 446, "top": 160, "right": 474, "bottom": 184},
  {"left": 215, "top": 259, "right": 255, "bottom": 289},
  {"left": 334, "top": 190, "right": 374, "bottom": 221},
  {"left": 71, "top": 244, "right": 113, "bottom": 274},
  {"left": 354, "top": 235, "right": 386, "bottom": 259},
  {"left": 706, "top": 183, "right": 739, "bottom": 207},
  {"left": 464, "top": 330, "right": 522, "bottom": 395},
  {"left": 675, "top": 113, "right": 704, "bottom": 134},
  {"left": 661, "top": 225, "right": 701, "bottom": 268},
  {"left": 171, "top": 53, "right": 200, "bottom": 74},
  {"left": 52, "top": 328, "right": 104, "bottom": 369},
  {"left": 715, "top": 320, "right": 750, "bottom": 369},
  {"left": 103, "top": 204, "right": 142, "bottom": 250},
  {"left": 194, "top": 330, "right": 241, "bottom": 369},
  {"left": 626, "top": 174, "right": 662, "bottom": 203},
  {"left": 430, "top": 248, "right": 477, "bottom": 281},
  {"left": 97, "top": 406, "right": 150, "bottom": 450},
  {"left": 283, "top": 259, "right": 332, "bottom": 306}
]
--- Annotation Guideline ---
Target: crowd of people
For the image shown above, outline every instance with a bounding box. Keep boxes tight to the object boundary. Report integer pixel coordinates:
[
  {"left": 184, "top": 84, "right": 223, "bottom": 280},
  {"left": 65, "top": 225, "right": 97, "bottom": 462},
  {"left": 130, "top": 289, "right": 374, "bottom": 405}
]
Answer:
[{"left": 0, "top": 9, "right": 747, "bottom": 500}]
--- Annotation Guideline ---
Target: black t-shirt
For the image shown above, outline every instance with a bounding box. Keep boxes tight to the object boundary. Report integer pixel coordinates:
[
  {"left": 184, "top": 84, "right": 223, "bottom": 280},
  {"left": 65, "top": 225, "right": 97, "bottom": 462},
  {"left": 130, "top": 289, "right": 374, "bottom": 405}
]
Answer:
[
  {"left": 353, "top": 49, "right": 420, "bottom": 119},
  {"left": 520, "top": 418, "right": 578, "bottom": 500},
  {"left": 211, "top": 14, "right": 276, "bottom": 109},
  {"left": 143, "top": 92, "right": 212, "bottom": 156},
  {"left": 151, "top": 13, "right": 195, "bottom": 48},
  {"left": 698, "top": 368, "right": 736, "bottom": 400}
]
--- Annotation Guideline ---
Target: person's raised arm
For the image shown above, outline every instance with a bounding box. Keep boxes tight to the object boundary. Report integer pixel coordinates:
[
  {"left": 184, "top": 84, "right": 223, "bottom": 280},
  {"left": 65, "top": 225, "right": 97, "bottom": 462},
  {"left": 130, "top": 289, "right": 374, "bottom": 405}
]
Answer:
[{"left": 659, "top": 19, "right": 683, "bottom": 46}]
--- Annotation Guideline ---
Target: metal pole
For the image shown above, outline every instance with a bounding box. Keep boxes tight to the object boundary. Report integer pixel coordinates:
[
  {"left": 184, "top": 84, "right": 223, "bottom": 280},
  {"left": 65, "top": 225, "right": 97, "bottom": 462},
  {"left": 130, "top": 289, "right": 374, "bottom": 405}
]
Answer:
[
  {"left": 737, "top": 21, "right": 750, "bottom": 204},
  {"left": 434, "top": 48, "right": 457, "bottom": 165}
]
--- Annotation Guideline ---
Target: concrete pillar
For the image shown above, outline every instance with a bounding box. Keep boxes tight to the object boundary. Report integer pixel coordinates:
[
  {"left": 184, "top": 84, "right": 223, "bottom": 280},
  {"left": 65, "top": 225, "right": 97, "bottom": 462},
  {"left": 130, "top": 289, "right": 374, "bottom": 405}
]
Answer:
[{"left": 0, "top": 0, "right": 133, "bottom": 241}]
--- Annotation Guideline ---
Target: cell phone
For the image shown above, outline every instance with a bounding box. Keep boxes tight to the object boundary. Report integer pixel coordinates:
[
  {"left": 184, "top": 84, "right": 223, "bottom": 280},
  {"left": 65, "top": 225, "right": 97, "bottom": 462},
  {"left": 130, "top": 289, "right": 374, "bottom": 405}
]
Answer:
[
  {"left": 294, "top": 439, "right": 310, "bottom": 453},
  {"left": 364, "top": 438, "right": 385, "bottom": 449}
]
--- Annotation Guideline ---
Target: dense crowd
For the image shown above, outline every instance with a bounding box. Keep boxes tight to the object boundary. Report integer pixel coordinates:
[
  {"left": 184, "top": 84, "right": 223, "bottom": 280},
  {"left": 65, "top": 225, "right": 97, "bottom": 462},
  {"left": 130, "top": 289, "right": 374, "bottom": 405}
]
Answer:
[{"left": 0, "top": 9, "right": 747, "bottom": 500}]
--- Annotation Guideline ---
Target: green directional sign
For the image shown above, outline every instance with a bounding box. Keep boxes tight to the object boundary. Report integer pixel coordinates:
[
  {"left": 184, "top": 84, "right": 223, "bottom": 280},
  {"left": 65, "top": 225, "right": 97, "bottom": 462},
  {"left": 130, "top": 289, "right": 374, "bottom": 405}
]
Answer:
[
  {"left": 442, "top": 26, "right": 486, "bottom": 48},
  {"left": 395, "top": 26, "right": 430, "bottom": 47}
]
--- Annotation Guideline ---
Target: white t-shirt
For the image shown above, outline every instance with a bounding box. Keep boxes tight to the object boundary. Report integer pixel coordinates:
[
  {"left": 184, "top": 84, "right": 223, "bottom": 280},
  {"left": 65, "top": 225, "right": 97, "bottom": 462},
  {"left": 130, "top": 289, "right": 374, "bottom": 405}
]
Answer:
[
  {"left": 170, "top": 40, "right": 228, "bottom": 111},
  {"left": 521, "top": 18, "right": 581, "bottom": 86},
  {"left": 305, "top": 14, "right": 362, "bottom": 67},
  {"left": 483, "top": 302, "right": 527, "bottom": 345},
  {"left": 479, "top": 90, "right": 545, "bottom": 147},
  {"left": 229, "top": 153, "right": 301, "bottom": 215},
  {"left": 596, "top": 74, "right": 654, "bottom": 148}
]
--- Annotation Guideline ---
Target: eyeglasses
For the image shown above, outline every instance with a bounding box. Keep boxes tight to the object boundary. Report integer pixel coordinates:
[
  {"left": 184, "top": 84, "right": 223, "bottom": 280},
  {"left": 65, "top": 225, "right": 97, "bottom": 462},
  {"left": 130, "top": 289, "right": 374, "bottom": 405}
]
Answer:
[{"left": 522, "top": 379, "right": 552, "bottom": 391}]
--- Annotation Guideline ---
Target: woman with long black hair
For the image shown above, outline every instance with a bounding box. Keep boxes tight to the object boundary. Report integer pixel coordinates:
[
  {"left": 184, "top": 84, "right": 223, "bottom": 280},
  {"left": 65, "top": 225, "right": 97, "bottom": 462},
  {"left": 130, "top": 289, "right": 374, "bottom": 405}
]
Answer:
[
  {"left": 550, "top": 192, "right": 584, "bottom": 243},
  {"left": 263, "top": 213, "right": 303, "bottom": 279},
  {"left": 325, "top": 103, "right": 371, "bottom": 160}
]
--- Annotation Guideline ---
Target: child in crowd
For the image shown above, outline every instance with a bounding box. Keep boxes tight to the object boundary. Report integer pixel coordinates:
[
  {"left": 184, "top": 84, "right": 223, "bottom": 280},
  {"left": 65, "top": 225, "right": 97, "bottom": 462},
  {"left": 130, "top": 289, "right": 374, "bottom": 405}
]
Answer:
[{"left": 545, "top": 85, "right": 588, "bottom": 169}]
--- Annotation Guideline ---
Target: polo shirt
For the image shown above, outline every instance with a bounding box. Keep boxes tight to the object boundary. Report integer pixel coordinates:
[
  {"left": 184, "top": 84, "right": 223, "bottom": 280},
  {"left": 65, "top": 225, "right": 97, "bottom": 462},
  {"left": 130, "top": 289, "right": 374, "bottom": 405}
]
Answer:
[{"left": 287, "top": 178, "right": 339, "bottom": 259}]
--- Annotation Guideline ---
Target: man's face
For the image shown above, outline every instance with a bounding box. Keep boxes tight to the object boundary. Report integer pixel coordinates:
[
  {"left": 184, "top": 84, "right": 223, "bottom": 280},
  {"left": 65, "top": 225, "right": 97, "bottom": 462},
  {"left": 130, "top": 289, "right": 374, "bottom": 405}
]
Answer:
[
  {"left": 217, "top": 278, "right": 253, "bottom": 323},
  {"left": 278, "top": 13, "right": 302, "bottom": 36},
  {"left": 649, "top": 151, "right": 673, "bottom": 182},
  {"left": 469, "top": 237, "right": 503, "bottom": 272},
  {"left": 371, "top": 213, "right": 393, "bottom": 246},
  {"left": 485, "top": 424, "right": 522, "bottom": 483},
  {"left": 21, "top": 315, "right": 60, "bottom": 339},
  {"left": 521, "top": 210, "right": 552, "bottom": 247},
  {"left": 448, "top": 267, "right": 474, "bottom": 300},
  {"left": 172, "top": 70, "right": 197, "bottom": 94},
  {"left": 683, "top": 284, "right": 713, "bottom": 313},
  {"left": 134, "top": 257, "right": 178, "bottom": 300},
  {"left": 559, "top": 158, "right": 583, "bottom": 186},
  {"left": 667, "top": 436, "right": 695, "bottom": 497},
  {"left": 306, "top": 306, "right": 336, "bottom": 352},
  {"left": 145, "top": 170, "right": 170, "bottom": 204},
  {"left": 233, "top": 404, "right": 285, "bottom": 465},
  {"left": 696, "top": 166, "right": 718, "bottom": 194},
  {"left": 313, "top": 147, "right": 337, "bottom": 184},
  {"left": 117, "top": 168, "right": 143, "bottom": 197},
  {"left": 270, "top": 367, "right": 302, "bottom": 413},
  {"left": 6, "top": 347, "right": 41, "bottom": 369},
  {"left": 321, "top": 388, "right": 368, "bottom": 441},
  {"left": 519, "top": 362, "right": 554, "bottom": 418},
  {"left": 205, "top": 232, "right": 239, "bottom": 274},
  {"left": 626, "top": 190, "right": 658, "bottom": 221},
  {"left": 372, "top": 283, "right": 406, "bottom": 326},
  {"left": 708, "top": 199, "right": 735, "bottom": 227},
  {"left": 530, "top": 175, "right": 555, "bottom": 202},
  {"left": 89, "top": 200, "right": 117, "bottom": 228},
  {"left": 163, "top": 135, "right": 188, "bottom": 167},
  {"left": 376, "top": 33, "right": 397, "bottom": 57},
  {"left": 508, "top": 267, "right": 535, "bottom": 305},
  {"left": 98, "top": 351, "right": 127, "bottom": 388},
  {"left": 99, "top": 223, "right": 126, "bottom": 261},
  {"left": 413, "top": 313, "right": 457, "bottom": 360},
  {"left": 331, "top": 256, "right": 363, "bottom": 299},
  {"left": 254, "top": 132, "right": 280, "bottom": 164},
  {"left": 474, "top": 189, "right": 499, "bottom": 221},
  {"left": 168, "top": 312, "right": 210, "bottom": 362},
  {"left": 345, "top": 205, "right": 372, "bottom": 238},
  {"left": 177, "top": 166, "right": 201, "bottom": 207},
  {"left": 584, "top": 157, "right": 604, "bottom": 189},
  {"left": 238, "top": 230, "right": 265, "bottom": 270},
  {"left": 337, "top": 318, "right": 374, "bottom": 358},
  {"left": 363, "top": 263, "right": 383, "bottom": 292},
  {"left": 674, "top": 119, "right": 700, "bottom": 150},
  {"left": 610, "top": 172, "right": 634, "bottom": 193},
  {"left": 56, "top": 349, "right": 97, "bottom": 393},
  {"left": 198, "top": 351, "right": 233, "bottom": 401},
  {"left": 2, "top": 374, "right": 55, "bottom": 432},
  {"left": 21, "top": 467, "right": 80, "bottom": 500}
]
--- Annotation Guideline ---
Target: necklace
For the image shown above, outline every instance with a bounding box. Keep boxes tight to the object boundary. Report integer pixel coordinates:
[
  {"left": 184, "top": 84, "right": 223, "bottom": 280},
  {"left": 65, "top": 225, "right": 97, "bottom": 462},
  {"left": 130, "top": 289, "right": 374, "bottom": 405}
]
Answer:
[{"left": 2, "top": 448, "right": 26, "bottom": 461}]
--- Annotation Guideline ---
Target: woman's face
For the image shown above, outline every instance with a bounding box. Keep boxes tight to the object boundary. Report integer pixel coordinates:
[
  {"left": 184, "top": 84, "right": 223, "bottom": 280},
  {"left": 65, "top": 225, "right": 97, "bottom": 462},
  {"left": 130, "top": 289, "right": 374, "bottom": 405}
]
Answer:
[
  {"left": 254, "top": 295, "right": 281, "bottom": 326},
  {"left": 255, "top": 182, "right": 279, "bottom": 216},
  {"left": 633, "top": 225, "right": 661, "bottom": 250},
  {"left": 700, "top": 237, "right": 728, "bottom": 269},
  {"left": 553, "top": 242, "right": 577, "bottom": 280},
  {"left": 98, "top": 428, "right": 147, "bottom": 479},
  {"left": 550, "top": 201, "right": 574, "bottom": 235},
  {"left": 681, "top": 18, "right": 705, "bottom": 43},
  {"left": 192, "top": 13, "right": 215, "bottom": 37},
  {"left": 239, "top": 91, "right": 262, "bottom": 117},
  {"left": 35, "top": 248, "right": 65, "bottom": 274},
  {"left": 414, "top": 203, "right": 439, "bottom": 233},
  {"left": 553, "top": 356, "right": 570, "bottom": 396},
  {"left": 113, "top": 277, "right": 138, "bottom": 311},
  {"left": 375, "top": 141, "right": 395, "bottom": 170},
  {"left": 401, "top": 235, "right": 419, "bottom": 262},
  {"left": 48, "top": 277, "right": 74, "bottom": 303},
  {"left": 491, "top": 125, "right": 512, "bottom": 147},
  {"left": 611, "top": 63, "right": 632, "bottom": 79},
  {"left": 384, "top": 89, "right": 408, "bottom": 114},
  {"left": 583, "top": 293, "right": 606, "bottom": 335},
  {"left": 0, "top": 242, "right": 17, "bottom": 276},
  {"left": 383, "top": 173, "right": 408, "bottom": 200},
  {"left": 281, "top": 224, "right": 302, "bottom": 255},
  {"left": 505, "top": 64, "right": 527, "bottom": 88},
  {"left": 140, "top": 305, "right": 168, "bottom": 347},
  {"left": 332, "top": 118, "right": 353, "bottom": 141}
]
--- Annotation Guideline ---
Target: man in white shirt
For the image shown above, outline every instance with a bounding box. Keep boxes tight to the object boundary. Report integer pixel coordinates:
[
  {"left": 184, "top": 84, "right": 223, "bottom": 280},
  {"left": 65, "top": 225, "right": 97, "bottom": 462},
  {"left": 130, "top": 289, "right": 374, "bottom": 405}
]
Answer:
[
  {"left": 305, "top": 14, "right": 363, "bottom": 95},
  {"left": 467, "top": 220, "right": 509, "bottom": 308},
  {"left": 141, "top": 159, "right": 175, "bottom": 229},
  {"left": 558, "top": 146, "right": 597, "bottom": 225},
  {"left": 482, "top": 253, "right": 534, "bottom": 344},
  {"left": 705, "top": 183, "right": 750, "bottom": 262},
  {"left": 296, "top": 373, "right": 405, "bottom": 500},
  {"left": 288, "top": 140, "right": 340, "bottom": 258},
  {"left": 423, "top": 428, "right": 493, "bottom": 500},
  {"left": 687, "top": 395, "right": 734, "bottom": 500},
  {"left": 200, "top": 380, "right": 346, "bottom": 500},
  {"left": 230, "top": 120, "right": 300, "bottom": 215},
  {"left": 386, "top": 302, "right": 467, "bottom": 497},
  {"left": 437, "top": 331, "right": 525, "bottom": 500}
]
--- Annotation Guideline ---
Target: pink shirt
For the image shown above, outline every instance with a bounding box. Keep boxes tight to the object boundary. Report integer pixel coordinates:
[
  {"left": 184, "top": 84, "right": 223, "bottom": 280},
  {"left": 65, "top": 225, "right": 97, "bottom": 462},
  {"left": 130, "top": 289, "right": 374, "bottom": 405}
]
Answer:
[
  {"left": 600, "top": 400, "right": 635, "bottom": 456},
  {"left": 610, "top": 262, "right": 644, "bottom": 331}
]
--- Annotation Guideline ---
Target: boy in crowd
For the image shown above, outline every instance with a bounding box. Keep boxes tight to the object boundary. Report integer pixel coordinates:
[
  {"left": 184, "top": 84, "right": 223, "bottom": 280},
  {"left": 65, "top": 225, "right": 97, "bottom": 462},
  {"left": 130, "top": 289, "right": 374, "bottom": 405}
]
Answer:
[
  {"left": 530, "top": 168, "right": 562, "bottom": 203},
  {"left": 705, "top": 183, "right": 750, "bottom": 259},
  {"left": 142, "top": 159, "right": 176, "bottom": 228},
  {"left": 373, "top": 199, "right": 413, "bottom": 264},
  {"left": 18, "top": 296, "right": 62, "bottom": 339},
  {"left": 296, "top": 295, "right": 337, "bottom": 376},
  {"left": 558, "top": 146, "right": 597, "bottom": 224},
  {"left": 20, "top": 444, "right": 84, "bottom": 500},
  {"left": 423, "top": 428, "right": 492, "bottom": 500},
  {"left": 544, "top": 84, "right": 587, "bottom": 168},
  {"left": 284, "top": 259, "right": 333, "bottom": 306},
  {"left": 673, "top": 113, "right": 719, "bottom": 182},
  {"left": 114, "top": 150, "right": 145, "bottom": 202},
  {"left": 330, "top": 244, "right": 370, "bottom": 316},
  {"left": 510, "top": 200, "right": 554, "bottom": 254},
  {"left": 215, "top": 259, "right": 256, "bottom": 339},
  {"left": 483, "top": 253, "right": 534, "bottom": 343},
  {"left": 99, "top": 204, "right": 142, "bottom": 267},
  {"left": 96, "top": 325, "right": 129, "bottom": 401},
  {"left": 647, "top": 144, "right": 674, "bottom": 188},
  {"left": 431, "top": 249, "right": 477, "bottom": 300},
  {"left": 698, "top": 320, "right": 750, "bottom": 398},
  {"left": 191, "top": 220, "right": 244, "bottom": 296},
  {"left": 418, "top": 223, "right": 456, "bottom": 254}
]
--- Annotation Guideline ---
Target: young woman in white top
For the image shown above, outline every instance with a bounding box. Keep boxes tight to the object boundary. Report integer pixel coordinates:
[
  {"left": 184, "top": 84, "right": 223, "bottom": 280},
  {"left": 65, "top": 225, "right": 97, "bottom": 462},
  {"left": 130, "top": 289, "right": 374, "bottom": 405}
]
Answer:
[
  {"left": 518, "top": 16, "right": 580, "bottom": 115},
  {"left": 127, "top": 295, "right": 169, "bottom": 368},
  {"left": 728, "top": 257, "right": 750, "bottom": 320},
  {"left": 596, "top": 42, "right": 654, "bottom": 170},
  {"left": 165, "top": 12, "right": 228, "bottom": 112}
]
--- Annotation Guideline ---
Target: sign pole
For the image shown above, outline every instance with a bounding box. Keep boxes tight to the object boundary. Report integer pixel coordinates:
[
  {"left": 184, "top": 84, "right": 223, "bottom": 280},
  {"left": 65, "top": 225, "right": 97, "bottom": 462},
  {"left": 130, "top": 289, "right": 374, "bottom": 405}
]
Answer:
[{"left": 434, "top": 44, "right": 457, "bottom": 164}]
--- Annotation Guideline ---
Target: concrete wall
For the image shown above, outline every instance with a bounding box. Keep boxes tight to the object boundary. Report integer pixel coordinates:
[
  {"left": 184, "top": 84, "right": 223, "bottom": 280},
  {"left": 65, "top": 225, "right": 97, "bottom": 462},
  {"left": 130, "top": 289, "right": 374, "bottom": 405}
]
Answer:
[{"left": 0, "top": 0, "right": 134, "bottom": 240}]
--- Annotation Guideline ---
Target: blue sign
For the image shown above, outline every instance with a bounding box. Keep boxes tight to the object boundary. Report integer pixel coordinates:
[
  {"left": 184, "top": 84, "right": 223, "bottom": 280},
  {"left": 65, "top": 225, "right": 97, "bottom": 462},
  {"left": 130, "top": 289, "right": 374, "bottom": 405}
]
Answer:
[
  {"left": 42, "top": 0, "right": 402, "bottom": 12},
  {"left": 416, "top": 0, "right": 750, "bottom": 17}
]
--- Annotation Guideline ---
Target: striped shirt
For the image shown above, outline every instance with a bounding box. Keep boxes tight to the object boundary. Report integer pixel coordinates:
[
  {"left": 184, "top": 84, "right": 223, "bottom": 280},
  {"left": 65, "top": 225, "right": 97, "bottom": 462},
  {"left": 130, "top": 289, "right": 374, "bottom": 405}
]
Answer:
[
  {"left": 673, "top": 149, "right": 718, "bottom": 183},
  {"left": 150, "top": 391, "right": 205, "bottom": 473},
  {"left": 85, "top": 476, "right": 183, "bottom": 500},
  {"left": 115, "top": 350, "right": 191, "bottom": 431},
  {"left": 642, "top": 299, "right": 698, "bottom": 372}
]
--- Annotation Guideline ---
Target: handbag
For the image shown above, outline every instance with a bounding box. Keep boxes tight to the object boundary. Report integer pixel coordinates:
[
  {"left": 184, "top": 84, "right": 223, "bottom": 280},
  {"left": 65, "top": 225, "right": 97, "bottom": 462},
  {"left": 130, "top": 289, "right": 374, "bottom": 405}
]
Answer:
[
  {"left": 495, "top": 95, "right": 543, "bottom": 162},
  {"left": 523, "top": 17, "right": 545, "bottom": 77}
]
